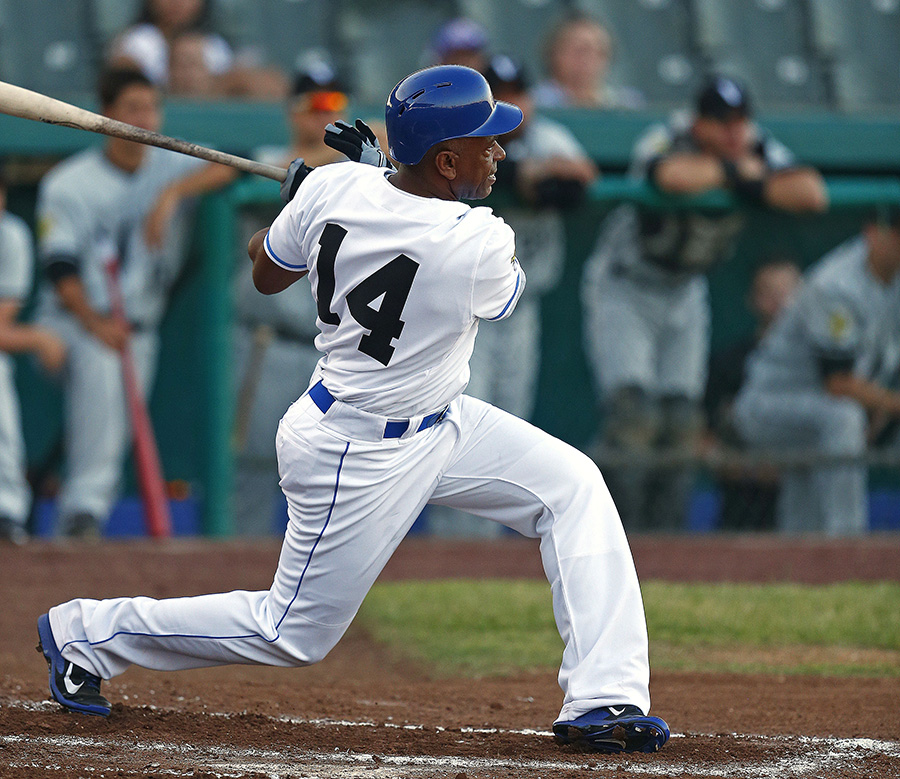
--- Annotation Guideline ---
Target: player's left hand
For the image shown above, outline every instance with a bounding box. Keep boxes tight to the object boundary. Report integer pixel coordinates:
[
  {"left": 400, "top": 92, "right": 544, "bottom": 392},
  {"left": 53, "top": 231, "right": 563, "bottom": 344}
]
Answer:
[{"left": 324, "top": 119, "right": 394, "bottom": 169}]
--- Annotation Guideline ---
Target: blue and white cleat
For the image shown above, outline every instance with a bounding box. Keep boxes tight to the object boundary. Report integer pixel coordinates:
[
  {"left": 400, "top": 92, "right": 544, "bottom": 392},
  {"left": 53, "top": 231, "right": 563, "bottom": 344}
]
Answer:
[
  {"left": 36, "top": 613, "right": 111, "bottom": 717},
  {"left": 553, "top": 705, "right": 669, "bottom": 753}
]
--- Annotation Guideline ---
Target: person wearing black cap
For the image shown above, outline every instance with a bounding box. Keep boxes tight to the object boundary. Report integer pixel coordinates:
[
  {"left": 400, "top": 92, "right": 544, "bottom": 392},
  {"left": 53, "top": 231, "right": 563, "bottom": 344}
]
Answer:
[
  {"left": 254, "top": 62, "right": 353, "bottom": 170},
  {"left": 581, "top": 74, "right": 827, "bottom": 531},
  {"left": 734, "top": 208, "right": 900, "bottom": 535}
]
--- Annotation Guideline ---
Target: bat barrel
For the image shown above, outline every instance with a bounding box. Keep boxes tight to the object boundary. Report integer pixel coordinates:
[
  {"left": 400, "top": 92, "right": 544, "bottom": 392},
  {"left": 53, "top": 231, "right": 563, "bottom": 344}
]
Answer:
[{"left": 0, "top": 79, "right": 286, "bottom": 181}]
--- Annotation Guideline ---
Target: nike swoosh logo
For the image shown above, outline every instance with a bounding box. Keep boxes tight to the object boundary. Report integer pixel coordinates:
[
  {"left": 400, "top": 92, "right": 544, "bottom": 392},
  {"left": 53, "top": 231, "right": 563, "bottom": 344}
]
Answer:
[
  {"left": 63, "top": 663, "right": 84, "bottom": 695},
  {"left": 607, "top": 706, "right": 627, "bottom": 717}
]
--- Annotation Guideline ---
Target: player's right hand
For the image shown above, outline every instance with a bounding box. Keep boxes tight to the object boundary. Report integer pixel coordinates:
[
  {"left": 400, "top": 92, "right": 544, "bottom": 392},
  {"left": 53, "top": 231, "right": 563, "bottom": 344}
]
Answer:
[
  {"left": 735, "top": 154, "right": 767, "bottom": 181},
  {"left": 324, "top": 119, "right": 394, "bottom": 169},
  {"left": 35, "top": 329, "right": 67, "bottom": 374}
]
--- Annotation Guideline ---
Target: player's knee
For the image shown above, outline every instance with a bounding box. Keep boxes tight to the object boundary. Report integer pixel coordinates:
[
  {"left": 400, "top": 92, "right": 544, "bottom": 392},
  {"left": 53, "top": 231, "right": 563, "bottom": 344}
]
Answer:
[
  {"left": 659, "top": 394, "right": 704, "bottom": 448},
  {"left": 602, "top": 386, "right": 661, "bottom": 450},
  {"left": 275, "top": 627, "right": 344, "bottom": 666}
]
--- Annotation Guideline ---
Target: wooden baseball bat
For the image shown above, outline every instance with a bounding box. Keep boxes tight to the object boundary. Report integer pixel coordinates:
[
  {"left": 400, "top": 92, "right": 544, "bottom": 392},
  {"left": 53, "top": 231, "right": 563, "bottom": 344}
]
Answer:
[
  {"left": 104, "top": 260, "right": 172, "bottom": 539},
  {"left": 0, "top": 80, "right": 287, "bottom": 181}
]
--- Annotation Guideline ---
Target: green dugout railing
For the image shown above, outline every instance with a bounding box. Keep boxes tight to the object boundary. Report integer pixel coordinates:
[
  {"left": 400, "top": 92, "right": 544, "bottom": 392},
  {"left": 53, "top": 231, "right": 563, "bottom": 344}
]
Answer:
[{"left": 197, "top": 173, "right": 900, "bottom": 535}]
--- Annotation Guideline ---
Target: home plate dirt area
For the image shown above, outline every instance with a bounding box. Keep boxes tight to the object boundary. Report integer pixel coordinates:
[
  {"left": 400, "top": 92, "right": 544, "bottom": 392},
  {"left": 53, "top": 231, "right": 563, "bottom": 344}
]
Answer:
[{"left": 1, "top": 535, "right": 898, "bottom": 779}]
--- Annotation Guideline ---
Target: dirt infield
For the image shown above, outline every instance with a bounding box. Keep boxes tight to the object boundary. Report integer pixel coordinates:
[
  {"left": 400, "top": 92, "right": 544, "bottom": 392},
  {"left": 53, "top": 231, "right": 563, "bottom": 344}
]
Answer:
[{"left": 1, "top": 534, "right": 898, "bottom": 778}]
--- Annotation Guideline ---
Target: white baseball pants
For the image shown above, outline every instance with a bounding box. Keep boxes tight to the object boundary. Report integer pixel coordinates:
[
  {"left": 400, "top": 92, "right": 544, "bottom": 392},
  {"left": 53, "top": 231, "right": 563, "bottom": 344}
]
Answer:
[{"left": 50, "top": 391, "right": 652, "bottom": 721}]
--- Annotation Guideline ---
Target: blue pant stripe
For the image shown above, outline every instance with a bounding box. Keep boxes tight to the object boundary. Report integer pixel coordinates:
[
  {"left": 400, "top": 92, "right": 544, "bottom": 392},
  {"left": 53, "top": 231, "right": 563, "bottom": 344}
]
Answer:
[{"left": 61, "top": 441, "right": 352, "bottom": 654}]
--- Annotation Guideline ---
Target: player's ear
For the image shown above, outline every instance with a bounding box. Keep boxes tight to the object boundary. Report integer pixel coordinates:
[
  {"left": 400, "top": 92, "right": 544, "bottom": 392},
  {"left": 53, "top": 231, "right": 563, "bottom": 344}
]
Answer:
[{"left": 433, "top": 149, "right": 458, "bottom": 181}]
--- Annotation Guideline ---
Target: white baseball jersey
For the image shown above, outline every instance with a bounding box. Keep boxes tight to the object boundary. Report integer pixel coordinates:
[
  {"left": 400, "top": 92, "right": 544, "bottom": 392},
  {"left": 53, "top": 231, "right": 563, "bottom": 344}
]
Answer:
[{"left": 265, "top": 162, "right": 524, "bottom": 417}]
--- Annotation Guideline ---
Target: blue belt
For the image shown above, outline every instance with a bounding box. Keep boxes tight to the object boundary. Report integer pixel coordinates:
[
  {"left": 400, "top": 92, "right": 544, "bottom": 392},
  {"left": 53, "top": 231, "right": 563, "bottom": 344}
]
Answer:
[{"left": 308, "top": 381, "right": 448, "bottom": 439}]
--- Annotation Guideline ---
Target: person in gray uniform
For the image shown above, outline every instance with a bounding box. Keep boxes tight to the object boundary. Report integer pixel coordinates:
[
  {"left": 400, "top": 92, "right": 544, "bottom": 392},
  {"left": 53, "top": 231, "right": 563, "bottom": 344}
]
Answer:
[
  {"left": 734, "top": 212, "right": 900, "bottom": 535},
  {"left": 581, "top": 76, "right": 827, "bottom": 530},
  {"left": 0, "top": 168, "right": 67, "bottom": 544},
  {"left": 468, "top": 56, "right": 598, "bottom": 420},
  {"left": 35, "top": 67, "right": 233, "bottom": 538},
  {"left": 428, "top": 55, "right": 598, "bottom": 538},
  {"left": 231, "top": 63, "right": 351, "bottom": 535}
]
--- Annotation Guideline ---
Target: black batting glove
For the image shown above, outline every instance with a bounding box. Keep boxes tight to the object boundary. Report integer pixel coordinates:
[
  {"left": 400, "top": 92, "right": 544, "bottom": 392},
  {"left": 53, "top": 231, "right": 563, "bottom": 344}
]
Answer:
[
  {"left": 324, "top": 119, "right": 394, "bottom": 169},
  {"left": 280, "top": 157, "right": 314, "bottom": 203}
]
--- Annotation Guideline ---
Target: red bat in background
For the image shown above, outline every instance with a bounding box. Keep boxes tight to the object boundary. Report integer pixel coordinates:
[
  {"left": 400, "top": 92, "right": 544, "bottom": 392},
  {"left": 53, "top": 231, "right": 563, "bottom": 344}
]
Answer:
[{"left": 104, "top": 260, "right": 172, "bottom": 539}]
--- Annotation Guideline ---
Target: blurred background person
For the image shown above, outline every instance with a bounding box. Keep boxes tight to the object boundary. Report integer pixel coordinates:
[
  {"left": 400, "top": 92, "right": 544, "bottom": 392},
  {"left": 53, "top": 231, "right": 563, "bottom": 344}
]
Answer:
[
  {"left": 532, "top": 12, "right": 644, "bottom": 110},
  {"left": 581, "top": 75, "right": 827, "bottom": 531},
  {"left": 468, "top": 55, "right": 597, "bottom": 420},
  {"left": 167, "top": 30, "right": 223, "bottom": 98},
  {"left": 734, "top": 211, "right": 900, "bottom": 535},
  {"left": 704, "top": 256, "right": 802, "bottom": 531},
  {"left": 110, "top": 0, "right": 287, "bottom": 98},
  {"left": 0, "top": 167, "right": 67, "bottom": 545},
  {"left": 428, "top": 17, "right": 490, "bottom": 71},
  {"left": 231, "top": 60, "right": 367, "bottom": 536},
  {"left": 253, "top": 60, "right": 359, "bottom": 169},
  {"left": 428, "top": 55, "right": 598, "bottom": 538},
  {"left": 35, "top": 67, "right": 233, "bottom": 539}
]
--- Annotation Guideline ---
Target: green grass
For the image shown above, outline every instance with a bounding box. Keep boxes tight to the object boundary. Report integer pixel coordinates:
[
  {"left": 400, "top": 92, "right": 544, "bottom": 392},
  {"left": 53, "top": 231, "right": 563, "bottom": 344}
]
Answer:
[{"left": 356, "top": 579, "right": 900, "bottom": 677}]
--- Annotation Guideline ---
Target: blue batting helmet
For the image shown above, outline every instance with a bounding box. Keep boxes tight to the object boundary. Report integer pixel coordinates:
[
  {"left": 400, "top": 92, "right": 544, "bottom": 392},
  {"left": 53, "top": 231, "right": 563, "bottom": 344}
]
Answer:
[{"left": 385, "top": 65, "right": 523, "bottom": 166}]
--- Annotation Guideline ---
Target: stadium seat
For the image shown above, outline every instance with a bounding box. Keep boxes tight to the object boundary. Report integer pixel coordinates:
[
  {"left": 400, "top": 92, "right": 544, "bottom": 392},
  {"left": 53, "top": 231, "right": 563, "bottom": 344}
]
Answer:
[
  {"left": 693, "top": 0, "right": 830, "bottom": 110},
  {"left": 212, "top": 0, "right": 334, "bottom": 76},
  {"left": 336, "top": 1, "right": 458, "bottom": 105},
  {"left": 0, "top": 0, "right": 99, "bottom": 98},
  {"left": 89, "top": 0, "right": 141, "bottom": 47},
  {"left": 576, "top": 0, "right": 707, "bottom": 107},
  {"left": 457, "top": 0, "right": 568, "bottom": 76},
  {"left": 808, "top": 0, "right": 900, "bottom": 111}
]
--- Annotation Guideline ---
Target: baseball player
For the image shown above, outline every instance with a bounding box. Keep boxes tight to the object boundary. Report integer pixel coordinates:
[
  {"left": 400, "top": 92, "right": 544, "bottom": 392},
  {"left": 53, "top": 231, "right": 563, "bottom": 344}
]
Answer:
[
  {"left": 35, "top": 66, "right": 233, "bottom": 538},
  {"left": 0, "top": 168, "right": 66, "bottom": 544},
  {"left": 37, "top": 65, "right": 669, "bottom": 755},
  {"left": 734, "top": 212, "right": 900, "bottom": 534},
  {"left": 581, "top": 75, "right": 827, "bottom": 530},
  {"left": 232, "top": 63, "right": 353, "bottom": 534}
]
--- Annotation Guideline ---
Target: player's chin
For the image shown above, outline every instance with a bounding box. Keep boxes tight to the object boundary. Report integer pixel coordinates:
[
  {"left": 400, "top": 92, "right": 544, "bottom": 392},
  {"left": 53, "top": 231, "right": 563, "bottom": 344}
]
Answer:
[{"left": 477, "top": 177, "right": 496, "bottom": 199}]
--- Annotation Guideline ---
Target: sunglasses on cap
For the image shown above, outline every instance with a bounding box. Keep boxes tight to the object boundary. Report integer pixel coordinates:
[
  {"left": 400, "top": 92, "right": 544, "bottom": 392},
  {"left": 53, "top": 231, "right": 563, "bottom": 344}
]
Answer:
[{"left": 303, "top": 91, "right": 349, "bottom": 112}]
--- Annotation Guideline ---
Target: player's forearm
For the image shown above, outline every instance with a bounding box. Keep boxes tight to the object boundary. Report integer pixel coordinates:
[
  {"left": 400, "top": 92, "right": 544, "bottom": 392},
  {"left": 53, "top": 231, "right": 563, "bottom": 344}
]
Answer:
[
  {"left": 763, "top": 167, "right": 829, "bottom": 213},
  {"left": 0, "top": 322, "right": 54, "bottom": 355},
  {"left": 826, "top": 373, "right": 900, "bottom": 416},
  {"left": 652, "top": 153, "right": 727, "bottom": 194}
]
